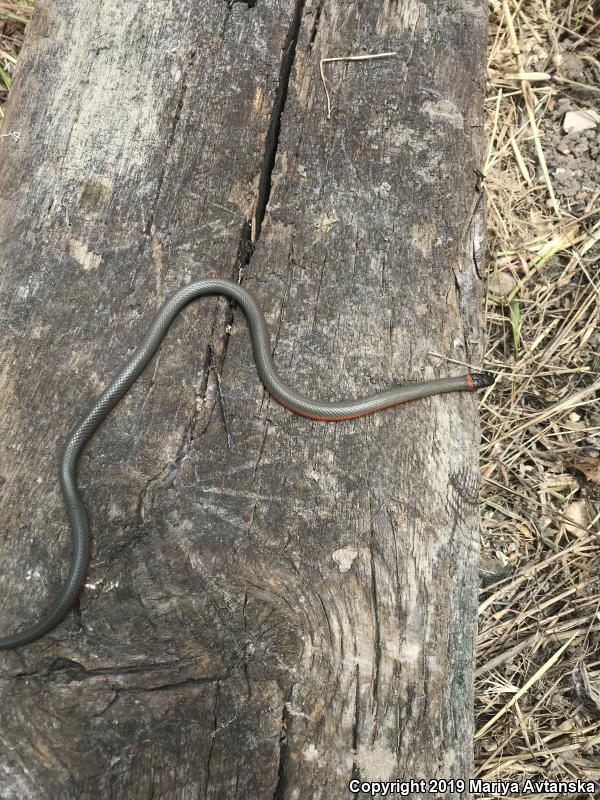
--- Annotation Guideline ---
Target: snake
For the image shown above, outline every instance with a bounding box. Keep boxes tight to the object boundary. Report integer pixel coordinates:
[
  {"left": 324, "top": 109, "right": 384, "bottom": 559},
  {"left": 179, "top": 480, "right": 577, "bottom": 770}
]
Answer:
[{"left": 0, "top": 278, "right": 492, "bottom": 649}]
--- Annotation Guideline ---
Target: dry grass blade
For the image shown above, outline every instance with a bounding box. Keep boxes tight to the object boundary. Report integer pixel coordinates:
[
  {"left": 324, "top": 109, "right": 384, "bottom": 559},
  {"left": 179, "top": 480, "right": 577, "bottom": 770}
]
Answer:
[
  {"left": 0, "top": 0, "right": 33, "bottom": 118},
  {"left": 479, "top": 0, "right": 600, "bottom": 785},
  {"left": 501, "top": 0, "right": 561, "bottom": 216},
  {"left": 475, "top": 635, "right": 578, "bottom": 739}
]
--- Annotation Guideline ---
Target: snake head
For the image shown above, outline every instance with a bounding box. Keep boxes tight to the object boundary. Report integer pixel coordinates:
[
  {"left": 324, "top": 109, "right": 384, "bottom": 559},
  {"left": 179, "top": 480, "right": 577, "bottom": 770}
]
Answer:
[{"left": 470, "top": 372, "right": 495, "bottom": 390}]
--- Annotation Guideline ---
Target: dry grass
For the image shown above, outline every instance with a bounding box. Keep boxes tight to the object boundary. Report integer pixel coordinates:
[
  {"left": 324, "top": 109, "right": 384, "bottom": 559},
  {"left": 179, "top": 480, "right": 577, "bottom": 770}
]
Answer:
[
  {"left": 0, "top": 1, "right": 32, "bottom": 119},
  {"left": 1, "top": 0, "right": 599, "bottom": 793},
  {"left": 478, "top": 0, "right": 599, "bottom": 792}
]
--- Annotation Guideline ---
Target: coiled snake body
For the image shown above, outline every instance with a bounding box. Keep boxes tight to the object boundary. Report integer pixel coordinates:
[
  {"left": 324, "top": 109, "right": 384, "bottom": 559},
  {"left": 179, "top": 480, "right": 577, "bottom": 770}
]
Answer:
[{"left": 0, "top": 278, "right": 492, "bottom": 649}]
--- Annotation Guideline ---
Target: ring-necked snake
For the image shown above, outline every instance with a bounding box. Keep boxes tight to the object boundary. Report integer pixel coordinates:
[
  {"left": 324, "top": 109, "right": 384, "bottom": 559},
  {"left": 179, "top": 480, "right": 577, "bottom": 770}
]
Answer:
[{"left": 0, "top": 278, "right": 492, "bottom": 649}]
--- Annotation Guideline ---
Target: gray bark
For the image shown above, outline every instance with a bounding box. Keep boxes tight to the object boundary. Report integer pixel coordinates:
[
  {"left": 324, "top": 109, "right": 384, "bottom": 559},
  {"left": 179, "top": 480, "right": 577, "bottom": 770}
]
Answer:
[{"left": 0, "top": 1, "right": 487, "bottom": 797}]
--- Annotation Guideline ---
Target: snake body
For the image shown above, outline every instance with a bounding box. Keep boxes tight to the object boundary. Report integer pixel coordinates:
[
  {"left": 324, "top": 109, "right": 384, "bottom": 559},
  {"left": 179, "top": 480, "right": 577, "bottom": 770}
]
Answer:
[{"left": 0, "top": 278, "right": 492, "bottom": 649}]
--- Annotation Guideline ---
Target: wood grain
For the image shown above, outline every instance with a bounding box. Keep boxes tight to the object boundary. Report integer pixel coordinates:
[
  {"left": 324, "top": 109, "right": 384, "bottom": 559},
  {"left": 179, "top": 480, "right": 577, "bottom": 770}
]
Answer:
[{"left": 0, "top": 1, "right": 487, "bottom": 797}]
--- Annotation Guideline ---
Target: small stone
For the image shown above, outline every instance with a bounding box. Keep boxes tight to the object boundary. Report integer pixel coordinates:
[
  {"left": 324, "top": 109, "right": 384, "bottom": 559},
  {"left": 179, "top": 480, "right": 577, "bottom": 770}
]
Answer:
[
  {"left": 563, "top": 109, "right": 600, "bottom": 134},
  {"left": 573, "top": 139, "right": 590, "bottom": 155},
  {"left": 564, "top": 499, "right": 589, "bottom": 535},
  {"left": 488, "top": 271, "right": 517, "bottom": 297}
]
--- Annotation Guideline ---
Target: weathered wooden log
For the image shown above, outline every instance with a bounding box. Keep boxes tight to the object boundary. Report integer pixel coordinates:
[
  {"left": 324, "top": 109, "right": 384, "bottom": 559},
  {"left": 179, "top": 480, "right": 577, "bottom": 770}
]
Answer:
[{"left": 0, "top": 1, "right": 487, "bottom": 797}]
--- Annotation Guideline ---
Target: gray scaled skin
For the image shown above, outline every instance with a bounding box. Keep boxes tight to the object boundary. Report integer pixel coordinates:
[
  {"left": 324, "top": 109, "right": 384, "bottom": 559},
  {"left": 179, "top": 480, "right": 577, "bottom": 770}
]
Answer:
[{"left": 0, "top": 278, "right": 493, "bottom": 649}]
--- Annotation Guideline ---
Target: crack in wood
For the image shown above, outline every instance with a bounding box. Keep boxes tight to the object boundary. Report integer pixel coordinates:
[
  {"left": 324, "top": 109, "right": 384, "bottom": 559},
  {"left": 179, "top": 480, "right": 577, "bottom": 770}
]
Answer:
[
  {"left": 204, "top": 682, "right": 221, "bottom": 800},
  {"left": 351, "top": 663, "right": 361, "bottom": 783},
  {"left": 71, "top": 596, "right": 84, "bottom": 637},
  {"left": 144, "top": 47, "right": 198, "bottom": 237},
  {"left": 272, "top": 692, "right": 292, "bottom": 800},
  {"left": 368, "top": 496, "right": 382, "bottom": 708},
  {"left": 251, "top": 0, "right": 306, "bottom": 245},
  {"left": 241, "top": 590, "right": 253, "bottom": 697},
  {"left": 11, "top": 655, "right": 225, "bottom": 684},
  {"left": 123, "top": 676, "right": 224, "bottom": 693},
  {"left": 137, "top": 0, "right": 308, "bottom": 483},
  {"left": 177, "top": 0, "right": 308, "bottom": 482},
  {"left": 453, "top": 186, "right": 486, "bottom": 360},
  {"left": 307, "top": 0, "right": 324, "bottom": 51},
  {"left": 132, "top": 324, "right": 218, "bottom": 526}
]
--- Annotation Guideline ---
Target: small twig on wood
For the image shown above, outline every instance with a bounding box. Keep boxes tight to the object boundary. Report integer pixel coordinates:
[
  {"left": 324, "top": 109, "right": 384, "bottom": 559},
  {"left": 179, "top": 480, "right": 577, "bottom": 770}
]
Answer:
[
  {"left": 319, "top": 52, "right": 397, "bottom": 119},
  {"left": 0, "top": 130, "right": 20, "bottom": 142}
]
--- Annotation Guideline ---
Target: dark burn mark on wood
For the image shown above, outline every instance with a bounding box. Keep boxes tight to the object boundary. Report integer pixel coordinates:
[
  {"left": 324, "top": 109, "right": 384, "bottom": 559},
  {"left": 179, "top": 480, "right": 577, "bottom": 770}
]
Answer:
[{"left": 79, "top": 178, "right": 111, "bottom": 212}]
